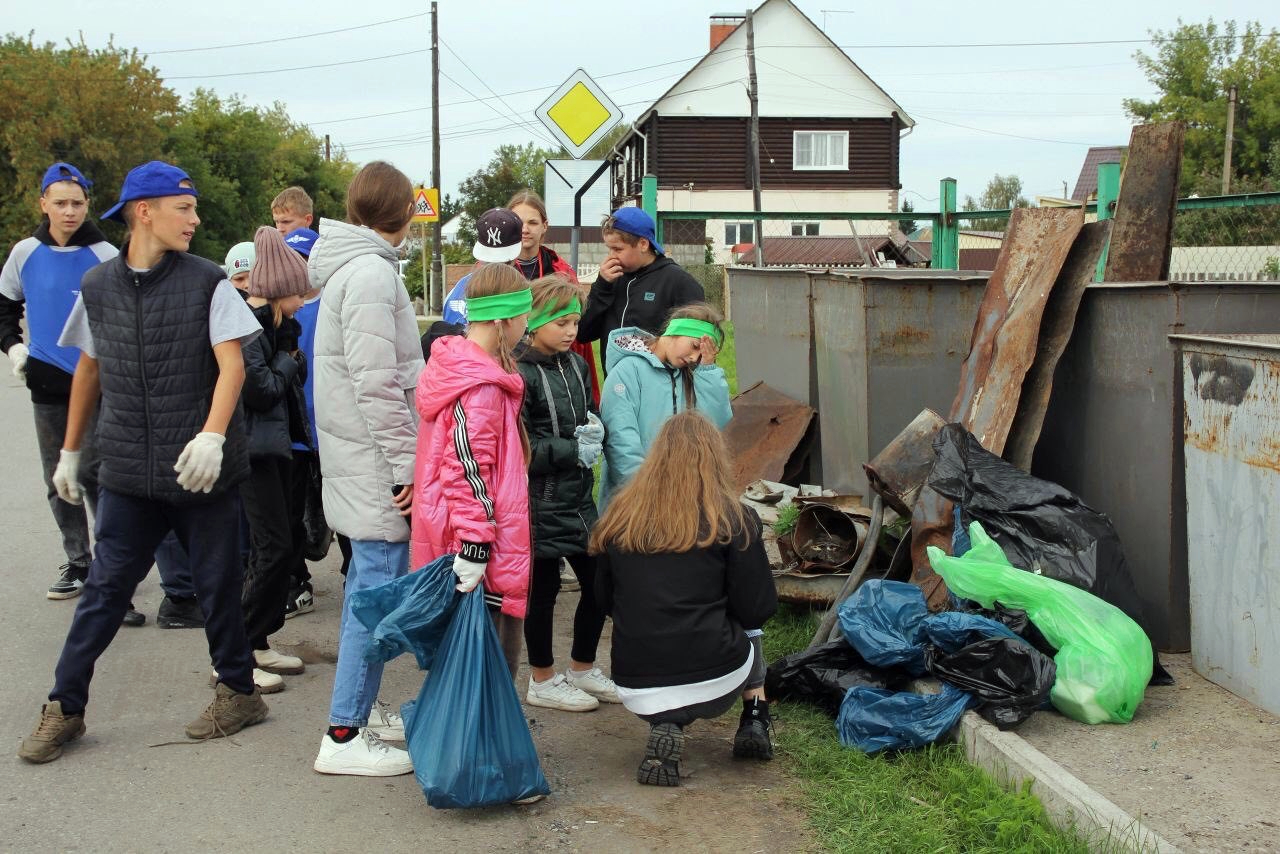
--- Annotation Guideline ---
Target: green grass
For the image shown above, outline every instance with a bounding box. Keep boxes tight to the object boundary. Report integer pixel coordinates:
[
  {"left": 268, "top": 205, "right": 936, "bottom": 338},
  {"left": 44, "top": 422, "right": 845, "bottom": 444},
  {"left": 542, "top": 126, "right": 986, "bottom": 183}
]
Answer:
[{"left": 762, "top": 604, "right": 1091, "bottom": 854}]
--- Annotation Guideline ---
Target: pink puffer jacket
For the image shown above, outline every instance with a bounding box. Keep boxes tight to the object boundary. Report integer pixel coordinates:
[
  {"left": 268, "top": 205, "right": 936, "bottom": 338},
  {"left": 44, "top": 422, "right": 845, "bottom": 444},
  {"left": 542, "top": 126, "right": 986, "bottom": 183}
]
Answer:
[{"left": 412, "top": 335, "right": 531, "bottom": 618}]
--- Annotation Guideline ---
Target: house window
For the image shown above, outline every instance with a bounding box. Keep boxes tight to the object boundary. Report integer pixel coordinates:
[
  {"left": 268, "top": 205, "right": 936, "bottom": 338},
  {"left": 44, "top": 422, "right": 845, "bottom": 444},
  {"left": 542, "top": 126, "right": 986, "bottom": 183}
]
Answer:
[
  {"left": 793, "top": 130, "right": 849, "bottom": 170},
  {"left": 725, "top": 221, "right": 756, "bottom": 246},
  {"left": 791, "top": 221, "right": 820, "bottom": 236}
]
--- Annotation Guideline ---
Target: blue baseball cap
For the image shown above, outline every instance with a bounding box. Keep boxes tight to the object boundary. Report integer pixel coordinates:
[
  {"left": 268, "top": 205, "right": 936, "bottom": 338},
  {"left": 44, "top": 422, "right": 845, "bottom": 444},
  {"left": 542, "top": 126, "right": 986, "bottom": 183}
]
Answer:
[
  {"left": 606, "top": 207, "right": 663, "bottom": 255},
  {"left": 100, "top": 161, "right": 198, "bottom": 223},
  {"left": 284, "top": 227, "right": 319, "bottom": 257},
  {"left": 42, "top": 162, "right": 92, "bottom": 194}
]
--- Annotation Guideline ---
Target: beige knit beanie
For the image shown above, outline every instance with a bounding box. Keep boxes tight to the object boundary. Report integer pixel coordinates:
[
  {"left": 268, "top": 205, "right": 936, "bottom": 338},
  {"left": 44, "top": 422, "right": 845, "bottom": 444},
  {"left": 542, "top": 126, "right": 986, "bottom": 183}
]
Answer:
[{"left": 247, "top": 225, "right": 309, "bottom": 299}]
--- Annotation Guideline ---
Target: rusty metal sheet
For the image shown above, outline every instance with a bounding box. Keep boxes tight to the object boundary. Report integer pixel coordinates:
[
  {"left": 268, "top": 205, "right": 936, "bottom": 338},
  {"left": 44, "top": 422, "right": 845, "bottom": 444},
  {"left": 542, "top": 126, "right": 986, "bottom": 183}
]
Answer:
[
  {"left": 864, "top": 408, "right": 946, "bottom": 515},
  {"left": 724, "top": 381, "right": 816, "bottom": 492},
  {"left": 910, "top": 207, "right": 1084, "bottom": 608},
  {"left": 1104, "top": 122, "right": 1185, "bottom": 282},
  {"left": 1004, "top": 219, "right": 1113, "bottom": 471}
]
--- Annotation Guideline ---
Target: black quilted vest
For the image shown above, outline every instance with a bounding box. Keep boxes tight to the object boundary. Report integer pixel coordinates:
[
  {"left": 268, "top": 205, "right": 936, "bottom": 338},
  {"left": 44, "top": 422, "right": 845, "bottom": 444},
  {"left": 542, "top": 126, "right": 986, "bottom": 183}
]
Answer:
[{"left": 80, "top": 248, "right": 250, "bottom": 504}]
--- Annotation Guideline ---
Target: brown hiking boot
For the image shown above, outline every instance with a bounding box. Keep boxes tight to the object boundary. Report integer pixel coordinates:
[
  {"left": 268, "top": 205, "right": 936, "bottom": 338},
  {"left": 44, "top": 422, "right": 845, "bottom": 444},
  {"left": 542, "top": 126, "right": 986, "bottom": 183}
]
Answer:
[
  {"left": 18, "top": 701, "right": 86, "bottom": 764},
  {"left": 185, "top": 683, "right": 268, "bottom": 740}
]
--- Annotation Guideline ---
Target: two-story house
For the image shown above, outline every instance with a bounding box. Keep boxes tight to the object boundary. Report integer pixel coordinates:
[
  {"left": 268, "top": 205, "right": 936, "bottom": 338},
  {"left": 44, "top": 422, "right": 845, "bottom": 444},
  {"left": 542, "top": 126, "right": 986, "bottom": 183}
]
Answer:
[{"left": 610, "top": 0, "right": 914, "bottom": 264}]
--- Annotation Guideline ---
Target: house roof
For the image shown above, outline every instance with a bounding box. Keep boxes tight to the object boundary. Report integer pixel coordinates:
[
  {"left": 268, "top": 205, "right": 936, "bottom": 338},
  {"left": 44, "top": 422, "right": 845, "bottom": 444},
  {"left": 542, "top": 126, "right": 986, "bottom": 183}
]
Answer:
[
  {"left": 742, "top": 234, "right": 918, "bottom": 267},
  {"left": 620, "top": 0, "right": 912, "bottom": 148},
  {"left": 1071, "top": 146, "right": 1127, "bottom": 202}
]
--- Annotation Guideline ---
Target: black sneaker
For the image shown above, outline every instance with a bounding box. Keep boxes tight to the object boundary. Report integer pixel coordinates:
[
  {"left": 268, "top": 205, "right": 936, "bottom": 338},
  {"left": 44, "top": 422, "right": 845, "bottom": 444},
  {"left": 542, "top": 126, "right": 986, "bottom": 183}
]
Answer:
[
  {"left": 46, "top": 563, "right": 88, "bottom": 600},
  {"left": 733, "top": 698, "right": 774, "bottom": 760},
  {"left": 283, "top": 581, "right": 314, "bottom": 620},
  {"left": 122, "top": 603, "right": 146, "bottom": 627},
  {"left": 637, "top": 722, "right": 683, "bottom": 787},
  {"left": 157, "top": 595, "right": 205, "bottom": 629}
]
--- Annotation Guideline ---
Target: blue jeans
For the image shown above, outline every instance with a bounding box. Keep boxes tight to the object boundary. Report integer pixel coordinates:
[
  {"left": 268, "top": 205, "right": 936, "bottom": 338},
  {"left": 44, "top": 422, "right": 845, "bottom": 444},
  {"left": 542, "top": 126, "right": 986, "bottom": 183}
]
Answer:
[{"left": 328, "top": 539, "right": 409, "bottom": 727}]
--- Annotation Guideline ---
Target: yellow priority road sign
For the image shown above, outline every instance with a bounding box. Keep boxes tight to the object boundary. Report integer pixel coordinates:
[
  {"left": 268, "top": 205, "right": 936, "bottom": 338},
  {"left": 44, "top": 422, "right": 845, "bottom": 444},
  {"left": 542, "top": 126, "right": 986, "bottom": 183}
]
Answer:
[
  {"left": 536, "top": 69, "right": 624, "bottom": 160},
  {"left": 412, "top": 187, "right": 439, "bottom": 223}
]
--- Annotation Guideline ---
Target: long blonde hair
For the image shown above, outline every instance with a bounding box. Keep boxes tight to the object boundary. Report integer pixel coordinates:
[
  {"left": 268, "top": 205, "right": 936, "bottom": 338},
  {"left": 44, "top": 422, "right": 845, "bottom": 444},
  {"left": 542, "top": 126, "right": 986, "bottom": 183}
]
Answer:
[
  {"left": 464, "top": 263, "right": 531, "bottom": 462},
  {"left": 589, "top": 411, "right": 751, "bottom": 555}
]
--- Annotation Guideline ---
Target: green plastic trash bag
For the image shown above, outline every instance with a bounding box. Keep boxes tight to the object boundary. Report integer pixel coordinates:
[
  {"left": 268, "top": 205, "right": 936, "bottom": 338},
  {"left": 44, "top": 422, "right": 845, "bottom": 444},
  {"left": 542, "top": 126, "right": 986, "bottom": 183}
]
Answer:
[{"left": 927, "top": 522, "right": 1152, "bottom": 724}]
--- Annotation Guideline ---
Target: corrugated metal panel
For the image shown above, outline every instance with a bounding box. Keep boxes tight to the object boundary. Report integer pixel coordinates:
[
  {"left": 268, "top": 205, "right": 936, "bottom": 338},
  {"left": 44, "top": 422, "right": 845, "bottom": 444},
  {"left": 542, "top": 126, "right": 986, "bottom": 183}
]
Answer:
[{"left": 1175, "top": 333, "right": 1280, "bottom": 716}]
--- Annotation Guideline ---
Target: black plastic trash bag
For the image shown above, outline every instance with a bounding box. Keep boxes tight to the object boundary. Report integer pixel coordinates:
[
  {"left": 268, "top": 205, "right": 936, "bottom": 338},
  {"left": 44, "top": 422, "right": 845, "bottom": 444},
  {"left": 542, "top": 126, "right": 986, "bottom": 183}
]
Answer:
[
  {"left": 920, "top": 611, "right": 1021, "bottom": 651},
  {"left": 302, "top": 461, "right": 332, "bottom": 562},
  {"left": 766, "top": 639, "right": 910, "bottom": 717},
  {"left": 954, "top": 600, "right": 1058, "bottom": 659},
  {"left": 924, "top": 638, "right": 1056, "bottom": 730},
  {"left": 350, "top": 555, "right": 459, "bottom": 669},
  {"left": 928, "top": 424, "right": 1171, "bottom": 685},
  {"left": 404, "top": 585, "right": 550, "bottom": 808},
  {"left": 838, "top": 580, "right": 929, "bottom": 675},
  {"left": 836, "top": 683, "right": 977, "bottom": 753}
]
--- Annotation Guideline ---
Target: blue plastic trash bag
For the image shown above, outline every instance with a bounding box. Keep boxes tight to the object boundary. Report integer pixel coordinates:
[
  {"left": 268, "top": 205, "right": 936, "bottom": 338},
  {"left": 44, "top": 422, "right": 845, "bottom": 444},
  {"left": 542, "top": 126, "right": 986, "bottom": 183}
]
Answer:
[
  {"left": 350, "top": 555, "right": 459, "bottom": 669},
  {"left": 836, "top": 683, "right": 977, "bottom": 753},
  {"left": 837, "top": 580, "right": 929, "bottom": 675},
  {"left": 920, "top": 611, "right": 1021, "bottom": 653},
  {"left": 404, "top": 586, "right": 550, "bottom": 808},
  {"left": 929, "top": 522, "right": 1152, "bottom": 724}
]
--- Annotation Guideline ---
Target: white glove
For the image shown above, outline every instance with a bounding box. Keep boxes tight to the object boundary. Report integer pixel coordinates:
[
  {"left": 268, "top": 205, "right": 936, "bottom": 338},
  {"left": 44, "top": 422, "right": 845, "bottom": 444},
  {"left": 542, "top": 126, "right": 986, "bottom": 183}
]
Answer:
[
  {"left": 52, "top": 449, "right": 83, "bottom": 505},
  {"left": 453, "top": 556, "right": 487, "bottom": 593},
  {"left": 8, "top": 342, "right": 29, "bottom": 382},
  {"left": 574, "top": 411, "right": 605, "bottom": 445},
  {"left": 576, "top": 438, "right": 603, "bottom": 468},
  {"left": 174, "top": 432, "right": 226, "bottom": 493}
]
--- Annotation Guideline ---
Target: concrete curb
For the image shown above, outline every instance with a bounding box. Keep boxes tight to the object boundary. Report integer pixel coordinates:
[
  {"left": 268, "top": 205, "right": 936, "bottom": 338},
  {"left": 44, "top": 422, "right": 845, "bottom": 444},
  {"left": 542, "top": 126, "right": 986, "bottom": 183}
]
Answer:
[{"left": 954, "top": 711, "right": 1181, "bottom": 853}]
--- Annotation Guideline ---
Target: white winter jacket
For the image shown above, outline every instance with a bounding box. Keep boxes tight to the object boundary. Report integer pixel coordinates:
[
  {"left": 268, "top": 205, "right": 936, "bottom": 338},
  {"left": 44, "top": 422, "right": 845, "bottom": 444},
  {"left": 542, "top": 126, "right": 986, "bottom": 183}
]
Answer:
[{"left": 309, "top": 219, "right": 424, "bottom": 542}]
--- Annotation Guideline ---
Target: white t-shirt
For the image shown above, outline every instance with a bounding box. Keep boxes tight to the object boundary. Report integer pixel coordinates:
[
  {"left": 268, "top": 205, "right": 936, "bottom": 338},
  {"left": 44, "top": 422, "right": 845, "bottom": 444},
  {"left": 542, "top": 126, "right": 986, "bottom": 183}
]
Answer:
[
  {"left": 615, "top": 644, "right": 756, "bottom": 716},
  {"left": 59, "top": 278, "right": 260, "bottom": 357}
]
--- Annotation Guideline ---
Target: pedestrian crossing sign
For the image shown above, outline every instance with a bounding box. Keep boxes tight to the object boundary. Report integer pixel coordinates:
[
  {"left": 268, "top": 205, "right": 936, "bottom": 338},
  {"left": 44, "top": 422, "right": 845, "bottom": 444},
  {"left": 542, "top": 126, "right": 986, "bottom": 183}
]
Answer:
[
  {"left": 536, "top": 69, "right": 623, "bottom": 160},
  {"left": 412, "top": 187, "right": 439, "bottom": 223}
]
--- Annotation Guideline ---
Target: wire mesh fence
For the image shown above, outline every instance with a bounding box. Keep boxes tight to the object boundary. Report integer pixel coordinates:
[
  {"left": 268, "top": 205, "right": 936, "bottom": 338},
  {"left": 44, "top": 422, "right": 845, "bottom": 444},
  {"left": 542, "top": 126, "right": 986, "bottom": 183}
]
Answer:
[{"left": 1171, "top": 200, "right": 1280, "bottom": 282}]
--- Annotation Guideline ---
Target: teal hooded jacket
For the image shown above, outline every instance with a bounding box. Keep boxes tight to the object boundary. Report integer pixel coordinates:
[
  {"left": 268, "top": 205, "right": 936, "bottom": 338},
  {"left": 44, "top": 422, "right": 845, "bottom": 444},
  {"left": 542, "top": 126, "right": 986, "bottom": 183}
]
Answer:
[{"left": 598, "top": 326, "right": 733, "bottom": 509}]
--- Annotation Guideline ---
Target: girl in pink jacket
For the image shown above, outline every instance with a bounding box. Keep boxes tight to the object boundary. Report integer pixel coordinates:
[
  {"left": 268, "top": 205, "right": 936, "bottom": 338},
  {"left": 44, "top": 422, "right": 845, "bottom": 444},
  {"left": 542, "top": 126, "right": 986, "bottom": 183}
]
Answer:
[{"left": 413, "top": 264, "right": 532, "bottom": 678}]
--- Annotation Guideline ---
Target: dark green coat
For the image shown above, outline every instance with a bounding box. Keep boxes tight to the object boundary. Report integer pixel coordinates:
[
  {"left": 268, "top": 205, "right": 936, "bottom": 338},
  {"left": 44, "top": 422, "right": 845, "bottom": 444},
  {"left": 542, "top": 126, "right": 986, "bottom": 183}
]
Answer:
[{"left": 516, "top": 344, "right": 599, "bottom": 559}]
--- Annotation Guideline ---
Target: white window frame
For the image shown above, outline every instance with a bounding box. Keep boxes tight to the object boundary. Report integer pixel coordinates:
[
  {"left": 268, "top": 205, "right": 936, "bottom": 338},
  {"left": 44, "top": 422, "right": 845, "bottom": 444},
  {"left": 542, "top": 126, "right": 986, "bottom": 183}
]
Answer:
[
  {"left": 791, "top": 221, "right": 820, "bottom": 236},
  {"left": 792, "top": 130, "right": 849, "bottom": 171},
  {"left": 725, "top": 221, "right": 756, "bottom": 246}
]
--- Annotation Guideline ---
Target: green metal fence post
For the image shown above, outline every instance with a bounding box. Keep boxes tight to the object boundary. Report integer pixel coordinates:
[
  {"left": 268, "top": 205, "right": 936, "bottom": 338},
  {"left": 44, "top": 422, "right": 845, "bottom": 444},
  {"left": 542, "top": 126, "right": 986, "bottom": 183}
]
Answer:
[
  {"left": 642, "top": 174, "right": 660, "bottom": 246},
  {"left": 1094, "top": 161, "right": 1121, "bottom": 281},
  {"left": 936, "top": 178, "right": 958, "bottom": 270}
]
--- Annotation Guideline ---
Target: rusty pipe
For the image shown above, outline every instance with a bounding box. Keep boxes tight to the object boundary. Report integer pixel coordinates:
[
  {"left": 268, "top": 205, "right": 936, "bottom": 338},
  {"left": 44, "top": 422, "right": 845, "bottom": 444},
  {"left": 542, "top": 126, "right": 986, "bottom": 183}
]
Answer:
[{"left": 806, "top": 493, "right": 883, "bottom": 651}]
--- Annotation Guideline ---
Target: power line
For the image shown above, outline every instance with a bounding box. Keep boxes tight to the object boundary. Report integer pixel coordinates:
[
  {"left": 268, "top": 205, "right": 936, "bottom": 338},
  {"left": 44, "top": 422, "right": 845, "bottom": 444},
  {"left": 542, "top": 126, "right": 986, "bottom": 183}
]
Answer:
[
  {"left": 145, "top": 12, "right": 427, "bottom": 55},
  {"left": 759, "top": 32, "right": 1263, "bottom": 50},
  {"left": 165, "top": 48, "right": 426, "bottom": 81},
  {"left": 439, "top": 38, "right": 556, "bottom": 147}
]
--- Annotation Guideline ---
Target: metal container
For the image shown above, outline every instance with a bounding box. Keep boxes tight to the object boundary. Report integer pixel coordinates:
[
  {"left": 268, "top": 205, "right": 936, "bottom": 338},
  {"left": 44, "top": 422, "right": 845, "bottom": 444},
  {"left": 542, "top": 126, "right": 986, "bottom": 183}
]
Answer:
[
  {"left": 1032, "top": 281, "right": 1280, "bottom": 650},
  {"left": 792, "top": 504, "right": 869, "bottom": 571},
  {"left": 1174, "top": 334, "right": 1280, "bottom": 716},
  {"left": 728, "top": 267, "right": 988, "bottom": 495},
  {"left": 864, "top": 408, "right": 946, "bottom": 516}
]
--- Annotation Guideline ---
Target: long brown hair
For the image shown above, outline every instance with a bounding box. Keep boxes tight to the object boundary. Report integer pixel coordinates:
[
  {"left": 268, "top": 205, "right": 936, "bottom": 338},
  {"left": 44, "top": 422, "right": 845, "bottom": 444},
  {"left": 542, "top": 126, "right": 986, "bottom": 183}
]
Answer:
[
  {"left": 346, "top": 161, "right": 413, "bottom": 233},
  {"left": 529, "top": 275, "right": 579, "bottom": 318},
  {"left": 506, "top": 189, "right": 548, "bottom": 223},
  {"left": 589, "top": 411, "right": 751, "bottom": 555},
  {"left": 464, "top": 263, "right": 532, "bottom": 462}
]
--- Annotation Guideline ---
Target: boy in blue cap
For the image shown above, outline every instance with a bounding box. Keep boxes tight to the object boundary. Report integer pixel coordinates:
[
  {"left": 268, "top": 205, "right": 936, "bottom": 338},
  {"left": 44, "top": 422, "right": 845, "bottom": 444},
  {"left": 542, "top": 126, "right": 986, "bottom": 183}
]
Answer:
[
  {"left": 19, "top": 161, "right": 268, "bottom": 764},
  {"left": 576, "top": 207, "right": 704, "bottom": 353}
]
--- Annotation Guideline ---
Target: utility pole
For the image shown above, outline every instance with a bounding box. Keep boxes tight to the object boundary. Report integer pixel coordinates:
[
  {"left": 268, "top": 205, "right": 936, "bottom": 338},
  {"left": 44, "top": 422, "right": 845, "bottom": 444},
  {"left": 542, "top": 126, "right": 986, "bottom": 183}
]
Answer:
[
  {"left": 430, "top": 2, "right": 443, "bottom": 314},
  {"left": 1222, "top": 84, "right": 1237, "bottom": 196},
  {"left": 324, "top": 134, "right": 331, "bottom": 163},
  {"left": 746, "top": 8, "right": 763, "bottom": 267}
]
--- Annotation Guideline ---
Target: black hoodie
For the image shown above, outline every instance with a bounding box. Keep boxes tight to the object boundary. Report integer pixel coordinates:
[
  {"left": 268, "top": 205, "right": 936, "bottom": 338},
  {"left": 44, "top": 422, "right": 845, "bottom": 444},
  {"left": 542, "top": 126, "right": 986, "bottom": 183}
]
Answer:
[{"left": 576, "top": 255, "right": 704, "bottom": 347}]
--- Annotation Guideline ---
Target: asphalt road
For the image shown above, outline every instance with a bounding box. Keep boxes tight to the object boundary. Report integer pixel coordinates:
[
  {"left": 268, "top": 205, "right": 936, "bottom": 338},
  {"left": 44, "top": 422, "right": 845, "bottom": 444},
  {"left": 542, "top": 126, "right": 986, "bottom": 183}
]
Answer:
[{"left": 0, "top": 369, "right": 803, "bottom": 853}]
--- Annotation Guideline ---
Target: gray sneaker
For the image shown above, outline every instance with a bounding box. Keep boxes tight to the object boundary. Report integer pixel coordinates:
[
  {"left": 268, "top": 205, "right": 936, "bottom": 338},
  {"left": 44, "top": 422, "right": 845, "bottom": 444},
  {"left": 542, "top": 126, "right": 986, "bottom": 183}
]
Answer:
[
  {"left": 46, "top": 563, "right": 87, "bottom": 600},
  {"left": 185, "top": 683, "right": 268, "bottom": 740},
  {"left": 18, "top": 701, "right": 86, "bottom": 764}
]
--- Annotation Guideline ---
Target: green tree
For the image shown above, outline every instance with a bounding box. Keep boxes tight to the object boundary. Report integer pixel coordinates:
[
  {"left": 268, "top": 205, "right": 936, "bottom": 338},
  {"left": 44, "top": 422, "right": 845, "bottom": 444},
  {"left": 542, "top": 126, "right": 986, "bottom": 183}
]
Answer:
[
  {"left": 1125, "top": 19, "right": 1280, "bottom": 195},
  {"left": 165, "top": 89, "right": 356, "bottom": 260},
  {"left": 456, "top": 141, "right": 557, "bottom": 246},
  {"left": 0, "top": 34, "right": 178, "bottom": 251},
  {"left": 898, "top": 199, "right": 918, "bottom": 235},
  {"left": 962, "top": 174, "right": 1029, "bottom": 231}
]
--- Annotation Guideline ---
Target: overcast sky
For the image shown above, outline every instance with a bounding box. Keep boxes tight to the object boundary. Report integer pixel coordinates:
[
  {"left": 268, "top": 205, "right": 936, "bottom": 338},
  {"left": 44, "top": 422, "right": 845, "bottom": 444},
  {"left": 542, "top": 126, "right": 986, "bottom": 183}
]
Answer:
[{"left": 7, "top": 0, "right": 1277, "bottom": 212}]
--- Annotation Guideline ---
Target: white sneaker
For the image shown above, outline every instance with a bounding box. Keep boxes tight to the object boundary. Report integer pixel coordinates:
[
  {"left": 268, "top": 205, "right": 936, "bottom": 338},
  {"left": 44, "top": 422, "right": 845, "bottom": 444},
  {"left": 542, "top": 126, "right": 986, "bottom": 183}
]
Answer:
[
  {"left": 314, "top": 728, "right": 413, "bottom": 777},
  {"left": 566, "top": 666, "right": 621, "bottom": 703},
  {"left": 526, "top": 673, "right": 599, "bottom": 712},
  {"left": 366, "top": 699, "right": 405, "bottom": 741},
  {"left": 209, "top": 667, "right": 284, "bottom": 694},
  {"left": 559, "top": 560, "right": 580, "bottom": 592},
  {"left": 254, "top": 648, "right": 305, "bottom": 675}
]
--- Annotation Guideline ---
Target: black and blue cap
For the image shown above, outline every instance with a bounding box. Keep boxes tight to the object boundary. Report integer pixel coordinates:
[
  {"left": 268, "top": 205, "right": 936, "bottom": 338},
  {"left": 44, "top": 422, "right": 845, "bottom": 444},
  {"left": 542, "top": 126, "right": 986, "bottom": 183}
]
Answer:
[
  {"left": 41, "top": 162, "right": 92, "bottom": 194},
  {"left": 100, "top": 161, "right": 199, "bottom": 224}
]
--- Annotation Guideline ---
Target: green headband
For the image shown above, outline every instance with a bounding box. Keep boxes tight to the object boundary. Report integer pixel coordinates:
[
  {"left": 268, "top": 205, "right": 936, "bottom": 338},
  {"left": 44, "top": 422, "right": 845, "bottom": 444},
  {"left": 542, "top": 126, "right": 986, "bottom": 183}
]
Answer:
[
  {"left": 663, "top": 317, "right": 723, "bottom": 347},
  {"left": 466, "top": 287, "right": 533, "bottom": 322},
  {"left": 528, "top": 297, "right": 582, "bottom": 331}
]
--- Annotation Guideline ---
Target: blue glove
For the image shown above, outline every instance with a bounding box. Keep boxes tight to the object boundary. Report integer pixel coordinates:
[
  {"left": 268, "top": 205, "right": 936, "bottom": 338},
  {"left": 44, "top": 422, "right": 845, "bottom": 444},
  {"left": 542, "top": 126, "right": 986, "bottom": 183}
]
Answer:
[
  {"left": 577, "top": 438, "right": 602, "bottom": 468},
  {"left": 574, "top": 412, "right": 605, "bottom": 445}
]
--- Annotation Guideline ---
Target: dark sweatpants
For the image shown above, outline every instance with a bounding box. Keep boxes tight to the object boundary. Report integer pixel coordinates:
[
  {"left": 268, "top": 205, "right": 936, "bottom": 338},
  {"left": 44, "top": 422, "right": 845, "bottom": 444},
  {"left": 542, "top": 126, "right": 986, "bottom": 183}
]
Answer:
[
  {"left": 240, "top": 456, "right": 295, "bottom": 650},
  {"left": 50, "top": 488, "right": 255, "bottom": 714}
]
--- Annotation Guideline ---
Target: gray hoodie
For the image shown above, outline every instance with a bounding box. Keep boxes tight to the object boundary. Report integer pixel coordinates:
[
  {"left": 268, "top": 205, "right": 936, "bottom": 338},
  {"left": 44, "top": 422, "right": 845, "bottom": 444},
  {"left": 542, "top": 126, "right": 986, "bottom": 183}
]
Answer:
[{"left": 308, "top": 218, "right": 424, "bottom": 542}]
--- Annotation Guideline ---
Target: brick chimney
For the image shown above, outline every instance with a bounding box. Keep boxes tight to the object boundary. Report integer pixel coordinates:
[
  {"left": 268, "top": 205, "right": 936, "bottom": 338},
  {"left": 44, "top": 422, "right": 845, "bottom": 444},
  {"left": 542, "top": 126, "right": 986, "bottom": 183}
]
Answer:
[{"left": 710, "top": 14, "right": 745, "bottom": 51}]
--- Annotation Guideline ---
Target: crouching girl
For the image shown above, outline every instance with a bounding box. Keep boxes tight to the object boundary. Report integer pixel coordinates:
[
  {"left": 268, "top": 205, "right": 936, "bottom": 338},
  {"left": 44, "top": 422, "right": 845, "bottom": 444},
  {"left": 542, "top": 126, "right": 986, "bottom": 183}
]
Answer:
[{"left": 591, "top": 411, "right": 778, "bottom": 786}]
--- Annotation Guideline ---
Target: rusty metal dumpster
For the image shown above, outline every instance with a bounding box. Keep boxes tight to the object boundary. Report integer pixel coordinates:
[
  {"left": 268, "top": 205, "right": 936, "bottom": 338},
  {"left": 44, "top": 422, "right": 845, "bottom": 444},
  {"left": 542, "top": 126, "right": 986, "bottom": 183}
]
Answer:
[{"left": 1174, "top": 334, "right": 1280, "bottom": 716}]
